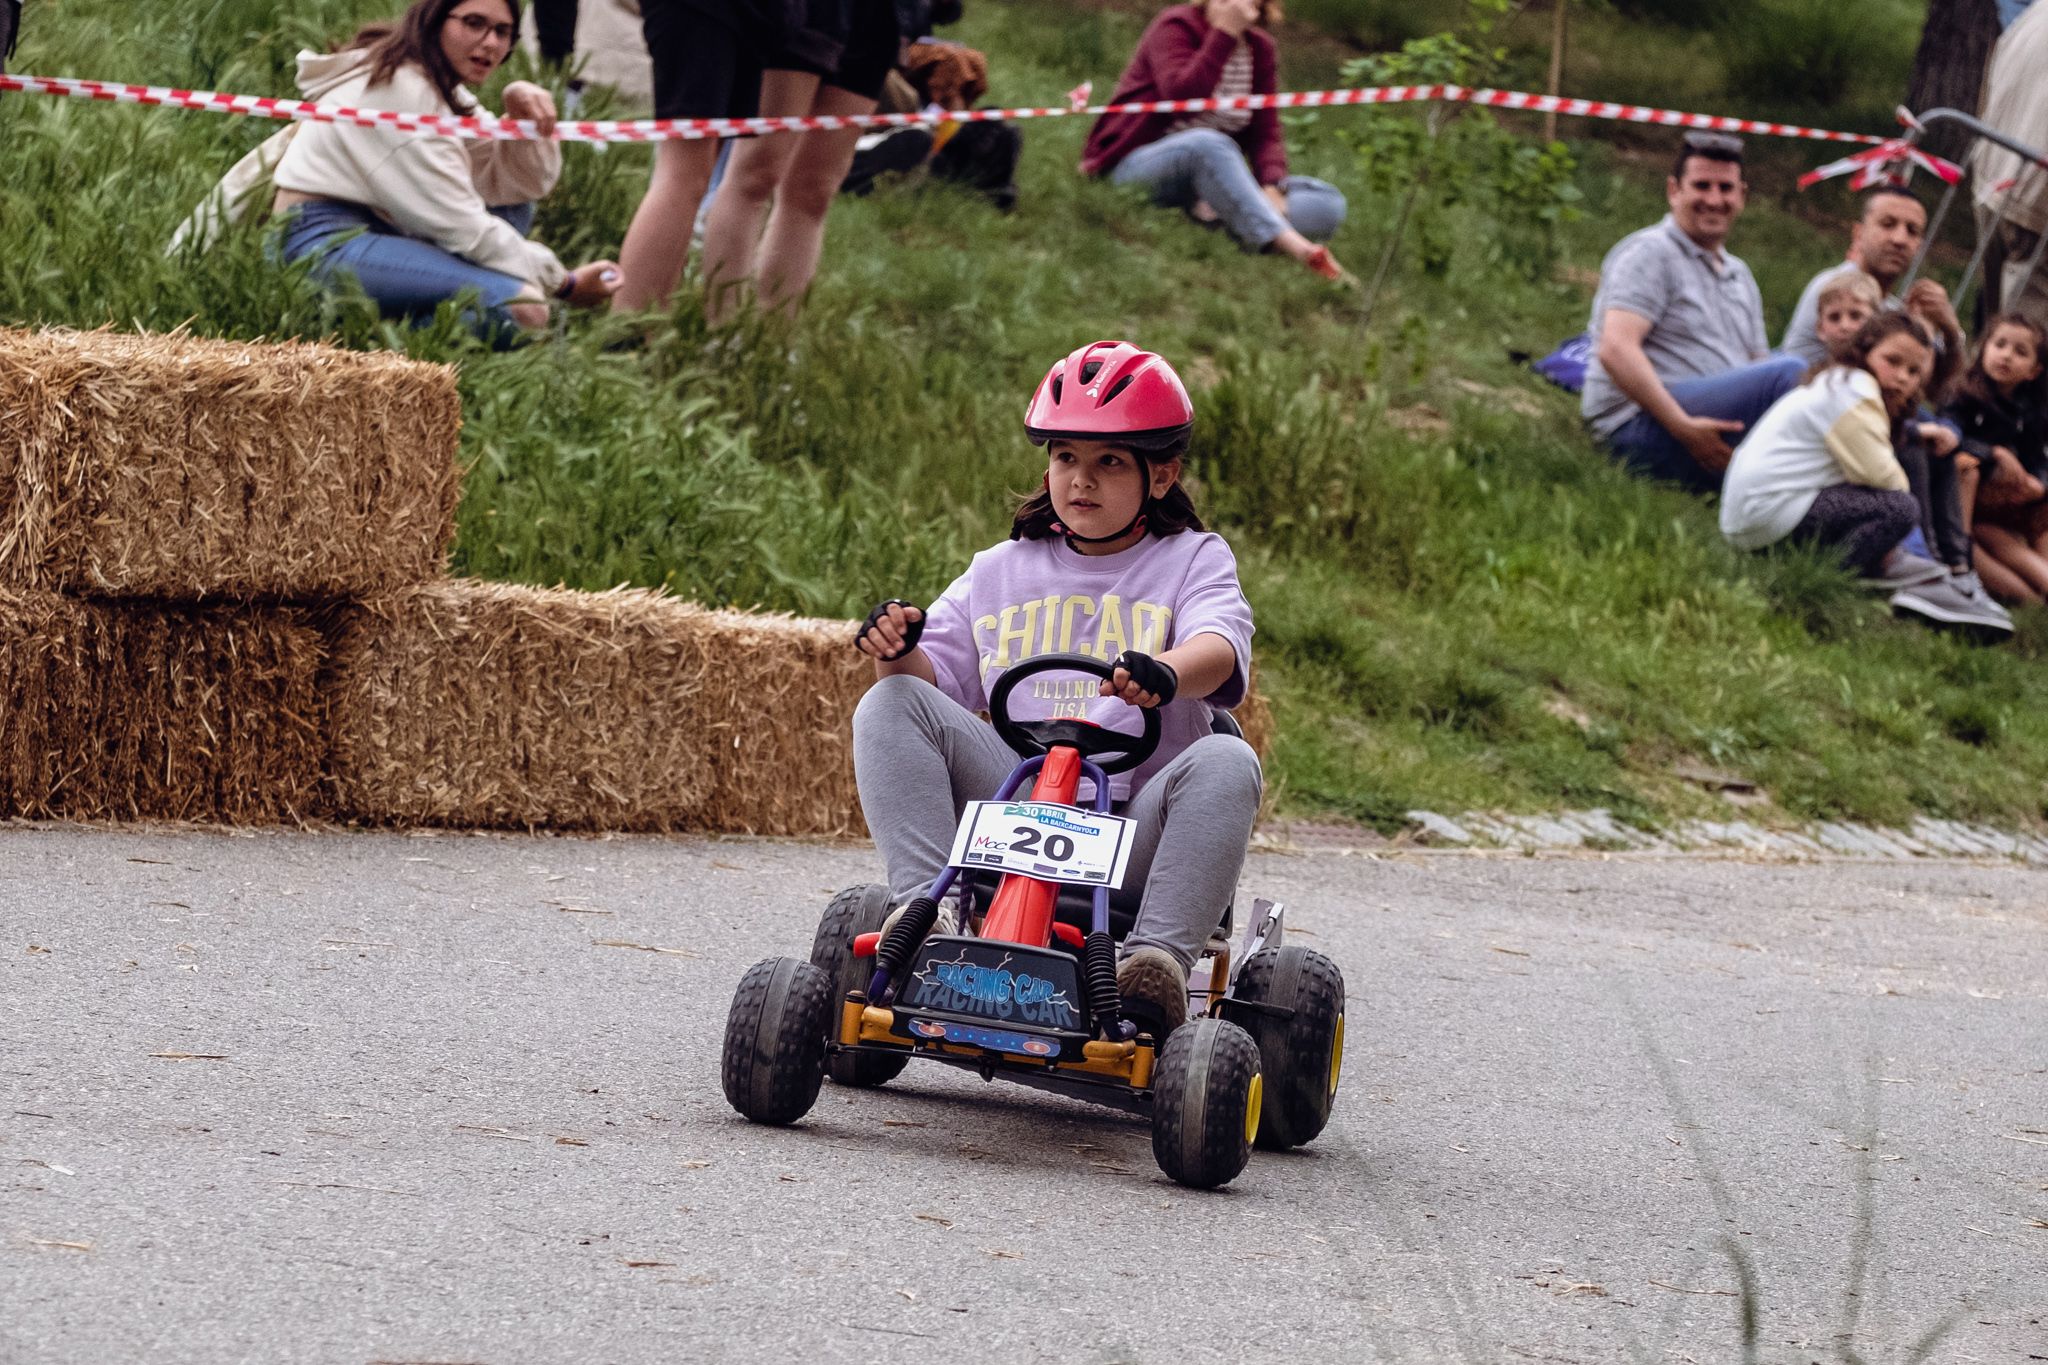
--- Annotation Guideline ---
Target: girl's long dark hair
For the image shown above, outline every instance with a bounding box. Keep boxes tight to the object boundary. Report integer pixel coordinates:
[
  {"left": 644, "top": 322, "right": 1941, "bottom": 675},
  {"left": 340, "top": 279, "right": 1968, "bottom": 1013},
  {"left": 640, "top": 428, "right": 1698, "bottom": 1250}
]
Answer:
[
  {"left": 338, "top": 0, "right": 521, "bottom": 111},
  {"left": 1010, "top": 440, "right": 1206, "bottom": 541},
  {"left": 1956, "top": 311, "right": 2048, "bottom": 416}
]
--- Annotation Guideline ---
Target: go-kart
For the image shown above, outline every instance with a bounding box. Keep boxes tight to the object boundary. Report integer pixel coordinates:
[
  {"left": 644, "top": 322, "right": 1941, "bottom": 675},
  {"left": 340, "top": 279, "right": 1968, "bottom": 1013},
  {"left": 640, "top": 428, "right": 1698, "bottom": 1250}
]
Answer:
[{"left": 720, "top": 653, "right": 1347, "bottom": 1188}]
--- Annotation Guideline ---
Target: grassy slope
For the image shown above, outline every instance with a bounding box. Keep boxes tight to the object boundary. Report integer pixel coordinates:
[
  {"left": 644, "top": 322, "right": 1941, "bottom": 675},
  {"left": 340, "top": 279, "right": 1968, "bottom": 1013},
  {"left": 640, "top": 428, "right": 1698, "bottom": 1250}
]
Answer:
[{"left": 5, "top": 0, "right": 2043, "bottom": 834}]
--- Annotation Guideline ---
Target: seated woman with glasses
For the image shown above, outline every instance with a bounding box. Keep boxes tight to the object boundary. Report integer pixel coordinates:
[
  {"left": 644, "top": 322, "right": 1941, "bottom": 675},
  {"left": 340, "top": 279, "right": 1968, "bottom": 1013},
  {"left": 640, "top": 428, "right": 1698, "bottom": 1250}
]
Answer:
[{"left": 179, "top": 0, "right": 618, "bottom": 342}]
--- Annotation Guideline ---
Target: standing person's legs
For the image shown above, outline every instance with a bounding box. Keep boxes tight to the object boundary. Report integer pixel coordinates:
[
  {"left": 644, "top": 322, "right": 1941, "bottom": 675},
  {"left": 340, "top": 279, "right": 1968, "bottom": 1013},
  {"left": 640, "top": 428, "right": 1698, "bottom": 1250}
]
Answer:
[
  {"left": 616, "top": 142, "right": 721, "bottom": 312},
  {"left": 533, "top": 0, "right": 579, "bottom": 66},
  {"left": 750, "top": 86, "right": 872, "bottom": 316},
  {"left": 1110, "top": 735, "right": 1264, "bottom": 973},
  {"left": 852, "top": 675, "right": 1019, "bottom": 903},
  {"left": 613, "top": 2, "right": 752, "bottom": 313},
  {"left": 699, "top": 68, "right": 826, "bottom": 323},
  {"left": 1786, "top": 485, "right": 1921, "bottom": 577},
  {"left": 1604, "top": 354, "right": 1808, "bottom": 491}
]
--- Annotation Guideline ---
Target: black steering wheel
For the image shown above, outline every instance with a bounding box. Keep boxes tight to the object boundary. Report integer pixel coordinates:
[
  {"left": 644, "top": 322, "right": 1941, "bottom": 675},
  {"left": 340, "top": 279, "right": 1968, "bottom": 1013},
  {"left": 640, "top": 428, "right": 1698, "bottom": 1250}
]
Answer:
[{"left": 988, "top": 653, "right": 1162, "bottom": 775}]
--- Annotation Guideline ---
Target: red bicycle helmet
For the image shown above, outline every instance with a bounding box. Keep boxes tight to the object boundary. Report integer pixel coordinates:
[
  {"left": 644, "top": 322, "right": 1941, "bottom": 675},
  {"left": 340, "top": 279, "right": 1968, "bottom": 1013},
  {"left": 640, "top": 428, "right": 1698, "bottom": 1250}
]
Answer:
[{"left": 1024, "top": 340, "right": 1193, "bottom": 448}]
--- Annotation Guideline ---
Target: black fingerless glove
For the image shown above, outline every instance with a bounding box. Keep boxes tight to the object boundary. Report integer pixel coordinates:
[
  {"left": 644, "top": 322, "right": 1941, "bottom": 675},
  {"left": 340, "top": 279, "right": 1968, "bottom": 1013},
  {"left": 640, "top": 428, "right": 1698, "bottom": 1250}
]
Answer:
[
  {"left": 856, "top": 599, "right": 924, "bottom": 661},
  {"left": 1111, "top": 650, "right": 1178, "bottom": 706}
]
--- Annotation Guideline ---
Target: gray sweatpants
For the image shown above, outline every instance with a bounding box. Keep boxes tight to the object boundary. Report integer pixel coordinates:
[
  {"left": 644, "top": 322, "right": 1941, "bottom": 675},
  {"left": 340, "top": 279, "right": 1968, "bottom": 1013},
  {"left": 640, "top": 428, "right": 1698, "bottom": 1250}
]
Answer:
[{"left": 851, "top": 675, "right": 1263, "bottom": 971}]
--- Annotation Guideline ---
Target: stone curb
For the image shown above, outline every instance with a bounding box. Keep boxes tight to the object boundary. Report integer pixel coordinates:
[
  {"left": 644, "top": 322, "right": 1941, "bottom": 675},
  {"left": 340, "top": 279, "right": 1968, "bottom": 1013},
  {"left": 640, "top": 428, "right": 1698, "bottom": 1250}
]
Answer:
[{"left": 1386, "top": 808, "right": 2048, "bottom": 862}]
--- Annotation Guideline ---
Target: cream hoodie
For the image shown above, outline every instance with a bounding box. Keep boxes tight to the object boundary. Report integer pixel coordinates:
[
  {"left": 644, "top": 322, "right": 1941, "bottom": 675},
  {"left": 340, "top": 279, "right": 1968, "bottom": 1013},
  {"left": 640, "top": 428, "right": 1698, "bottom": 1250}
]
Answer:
[
  {"left": 172, "top": 50, "right": 566, "bottom": 295},
  {"left": 1719, "top": 368, "right": 1909, "bottom": 552}
]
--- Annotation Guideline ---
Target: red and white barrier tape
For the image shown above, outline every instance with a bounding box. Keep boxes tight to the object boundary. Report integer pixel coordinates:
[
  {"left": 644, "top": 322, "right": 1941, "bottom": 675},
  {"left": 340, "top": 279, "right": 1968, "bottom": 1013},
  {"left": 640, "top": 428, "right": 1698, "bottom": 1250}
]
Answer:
[
  {"left": 1798, "top": 137, "right": 1964, "bottom": 191},
  {"left": 0, "top": 70, "right": 1889, "bottom": 148}
]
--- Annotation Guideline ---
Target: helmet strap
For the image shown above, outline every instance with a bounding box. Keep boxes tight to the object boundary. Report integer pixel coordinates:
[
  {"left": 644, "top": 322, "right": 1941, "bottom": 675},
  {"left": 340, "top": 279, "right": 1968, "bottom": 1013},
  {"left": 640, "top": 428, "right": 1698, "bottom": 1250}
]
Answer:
[{"left": 1054, "top": 495, "right": 1151, "bottom": 548}]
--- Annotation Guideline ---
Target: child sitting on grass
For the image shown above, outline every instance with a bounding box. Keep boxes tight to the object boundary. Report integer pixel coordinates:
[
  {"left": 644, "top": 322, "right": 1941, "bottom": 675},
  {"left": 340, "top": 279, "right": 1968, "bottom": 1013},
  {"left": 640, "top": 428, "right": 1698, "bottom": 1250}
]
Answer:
[
  {"left": 849, "top": 340, "right": 1259, "bottom": 1040},
  {"left": 1948, "top": 313, "right": 2048, "bottom": 602},
  {"left": 1720, "top": 312, "right": 2011, "bottom": 632},
  {"left": 1812, "top": 268, "right": 1984, "bottom": 598}
]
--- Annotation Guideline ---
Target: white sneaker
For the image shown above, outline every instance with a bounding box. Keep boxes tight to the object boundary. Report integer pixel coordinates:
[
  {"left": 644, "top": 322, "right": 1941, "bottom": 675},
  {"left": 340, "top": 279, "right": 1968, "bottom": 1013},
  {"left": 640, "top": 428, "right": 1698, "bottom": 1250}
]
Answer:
[
  {"left": 1863, "top": 549, "right": 1948, "bottom": 592},
  {"left": 1890, "top": 572, "right": 2015, "bottom": 634}
]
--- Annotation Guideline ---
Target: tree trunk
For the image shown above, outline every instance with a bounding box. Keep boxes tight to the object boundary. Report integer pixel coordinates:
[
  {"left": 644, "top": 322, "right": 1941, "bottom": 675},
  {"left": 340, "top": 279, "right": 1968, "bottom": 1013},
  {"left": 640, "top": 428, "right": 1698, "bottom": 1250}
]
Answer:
[{"left": 1906, "top": 0, "right": 2002, "bottom": 162}]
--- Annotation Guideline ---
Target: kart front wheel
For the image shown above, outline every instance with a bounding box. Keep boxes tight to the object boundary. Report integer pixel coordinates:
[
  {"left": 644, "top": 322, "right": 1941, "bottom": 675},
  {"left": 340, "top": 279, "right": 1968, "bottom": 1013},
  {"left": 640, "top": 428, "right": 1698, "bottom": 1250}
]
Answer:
[
  {"left": 1231, "top": 945, "right": 1346, "bottom": 1150},
  {"left": 811, "top": 884, "right": 910, "bottom": 1088},
  {"left": 721, "top": 956, "right": 832, "bottom": 1126},
  {"left": 1150, "top": 1016, "right": 1263, "bottom": 1189}
]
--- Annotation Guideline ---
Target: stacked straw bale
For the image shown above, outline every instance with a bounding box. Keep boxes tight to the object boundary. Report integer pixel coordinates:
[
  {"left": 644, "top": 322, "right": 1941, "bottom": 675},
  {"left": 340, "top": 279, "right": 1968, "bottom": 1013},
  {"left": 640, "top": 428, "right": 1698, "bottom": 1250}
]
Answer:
[
  {"left": 323, "top": 579, "right": 1271, "bottom": 837},
  {"left": 327, "top": 581, "right": 727, "bottom": 831},
  {"left": 0, "top": 327, "right": 1279, "bottom": 835},
  {"left": 0, "top": 591, "right": 327, "bottom": 822},
  {"left": 0, "top": 327, "right": 461, "bottom": 598},
  {"left": 693, "top": 608, "right": 873, "bottom": 837}
]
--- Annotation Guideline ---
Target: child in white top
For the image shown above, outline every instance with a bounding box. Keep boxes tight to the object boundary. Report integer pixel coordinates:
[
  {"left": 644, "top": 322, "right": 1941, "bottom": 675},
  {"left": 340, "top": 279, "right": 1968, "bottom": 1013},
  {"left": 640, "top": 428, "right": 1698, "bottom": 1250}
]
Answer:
[{"left": 1719, "top": 313, "right": 1930, "bottom": 574}]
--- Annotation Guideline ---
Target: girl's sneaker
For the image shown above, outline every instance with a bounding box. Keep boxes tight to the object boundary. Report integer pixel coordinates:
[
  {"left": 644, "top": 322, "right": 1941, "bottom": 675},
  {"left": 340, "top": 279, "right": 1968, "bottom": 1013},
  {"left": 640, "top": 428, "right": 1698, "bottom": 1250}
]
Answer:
[
  {"left": 1303, "top": 246, "right": 1349, "bottom": 283},
  {"left": 1117, "top": 947, "right": 1188, "bottom": 1039},
  {"left": 1861, "top": 548, "right": 1947, "bottom": 592},
  {"left": 1889, "top": 571, "right": 2015, "bottom": 635}
]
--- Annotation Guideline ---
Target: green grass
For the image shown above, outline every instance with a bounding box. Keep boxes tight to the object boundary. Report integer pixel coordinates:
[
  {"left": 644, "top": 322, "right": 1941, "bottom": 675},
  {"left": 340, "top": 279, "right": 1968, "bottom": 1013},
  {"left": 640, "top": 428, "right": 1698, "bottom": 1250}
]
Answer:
[{"left": 6, "top": 0, "right": 2046, "bottom": 835}]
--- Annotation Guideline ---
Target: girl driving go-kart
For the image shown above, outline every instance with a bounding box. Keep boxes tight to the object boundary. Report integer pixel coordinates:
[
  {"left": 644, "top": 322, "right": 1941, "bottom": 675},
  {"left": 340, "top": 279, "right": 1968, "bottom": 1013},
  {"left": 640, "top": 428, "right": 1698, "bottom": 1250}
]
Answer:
[
  {"left": 721, "top": 340, "right": 1346, "bottom": 1188},
  {"left": 852, "top": 338, "right": 1261, "bottom": 1037}
]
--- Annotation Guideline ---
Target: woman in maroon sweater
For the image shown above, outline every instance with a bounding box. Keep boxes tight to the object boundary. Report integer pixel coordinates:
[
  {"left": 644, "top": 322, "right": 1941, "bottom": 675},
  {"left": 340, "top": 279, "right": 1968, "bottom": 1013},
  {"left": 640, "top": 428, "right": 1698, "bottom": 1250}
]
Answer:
[{"left": 1082, "top": 0, "right": 1347, "bottom": 280}]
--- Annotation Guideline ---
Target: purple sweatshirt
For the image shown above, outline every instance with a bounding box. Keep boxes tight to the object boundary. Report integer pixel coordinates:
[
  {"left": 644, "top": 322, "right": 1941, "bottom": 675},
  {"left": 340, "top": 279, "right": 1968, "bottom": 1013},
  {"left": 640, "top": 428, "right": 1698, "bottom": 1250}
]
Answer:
[{"left": 919, "top": 530, "right": 1255, "bottom": 800}]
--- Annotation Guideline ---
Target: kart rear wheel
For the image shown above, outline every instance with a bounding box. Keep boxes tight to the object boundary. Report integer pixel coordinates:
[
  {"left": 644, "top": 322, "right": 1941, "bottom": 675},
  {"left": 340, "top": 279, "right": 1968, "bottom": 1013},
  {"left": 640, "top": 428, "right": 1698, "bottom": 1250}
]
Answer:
[
  {"left": 811, "top": 884, "right": 911, "bottom": 1088},
  {"left": 1231, "top": 945, "right": 1346, "bottom": 1150},
  {"left": 1150, "top": 1016, "right": 1263, "bottom": 1189},
  {"left": 721, "top": 956, "right": 832, "bottom": 1126}
]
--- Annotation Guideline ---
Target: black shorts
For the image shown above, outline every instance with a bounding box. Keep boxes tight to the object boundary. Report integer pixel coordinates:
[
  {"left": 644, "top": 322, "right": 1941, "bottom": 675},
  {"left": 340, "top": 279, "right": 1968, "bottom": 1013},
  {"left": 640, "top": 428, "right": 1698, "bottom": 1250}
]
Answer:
[
  {"left": 642, "top": 0, "right": 763, "bottom": 122},
  {"left": 767, "top": 0, "right": 900, "bottom": 102}
]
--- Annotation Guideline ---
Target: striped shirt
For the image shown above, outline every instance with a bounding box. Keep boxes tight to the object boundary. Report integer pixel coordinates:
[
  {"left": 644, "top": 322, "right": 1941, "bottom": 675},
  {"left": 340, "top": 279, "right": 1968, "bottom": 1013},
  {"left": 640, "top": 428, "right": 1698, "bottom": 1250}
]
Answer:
[{"left": 1172, "top": 42, "right": 1253, "bottom": 135}]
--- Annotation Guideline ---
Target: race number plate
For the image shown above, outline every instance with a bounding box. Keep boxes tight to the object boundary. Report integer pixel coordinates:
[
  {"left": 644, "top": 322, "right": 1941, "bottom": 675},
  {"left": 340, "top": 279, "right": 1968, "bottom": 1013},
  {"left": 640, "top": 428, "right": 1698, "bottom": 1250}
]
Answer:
[{"left": 946, "top": 800, "right": 1136, "bottom": 889}]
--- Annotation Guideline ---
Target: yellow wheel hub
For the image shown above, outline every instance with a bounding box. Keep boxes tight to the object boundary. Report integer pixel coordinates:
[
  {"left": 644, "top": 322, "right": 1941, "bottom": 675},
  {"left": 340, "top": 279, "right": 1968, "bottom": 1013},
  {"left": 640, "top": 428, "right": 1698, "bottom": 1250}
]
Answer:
[
  {"left": 1244, "top": 1071, "right": 1264, "bottom": 1145},
  {"left": 1328, "top": 1014, "right": 1345, "bottom": 1098}
]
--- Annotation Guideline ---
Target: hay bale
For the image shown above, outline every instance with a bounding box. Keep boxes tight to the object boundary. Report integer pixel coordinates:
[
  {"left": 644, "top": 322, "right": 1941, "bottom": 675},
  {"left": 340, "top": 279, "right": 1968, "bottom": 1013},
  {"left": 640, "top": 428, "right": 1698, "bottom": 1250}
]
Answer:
[
  {"left": 0, "top": 327, "right": 461, "bottom": 599},
  {"left": 1236, "top": 667, "right": 1274, "bottom": 761},
  {"left": 324, "top": 581, "right": 1277, "bottom": 836},
  {"left": 0, "top": 591, "right": 327, "bottom": 822},
  {"left": 326, "top": 581, "right": 731, "bottom": 831},
  {"left": 695, "top": 608, "right": 873, "bottom": 838}
]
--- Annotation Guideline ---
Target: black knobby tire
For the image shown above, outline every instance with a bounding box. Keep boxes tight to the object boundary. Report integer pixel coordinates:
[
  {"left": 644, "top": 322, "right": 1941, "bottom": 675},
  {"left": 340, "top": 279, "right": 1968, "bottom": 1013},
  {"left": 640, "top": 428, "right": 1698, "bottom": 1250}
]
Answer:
[
  {"left": 810, "top": 884, "right": 910, "bottom": 1088},
  {"left": 1150, "top": 1016, "right": 1263, "bottom": 1189},
  {"left": 1231, "top": 945, "right": 1346, "bottom": 1150},
  {"left": 721, "top": 957, "right": 833, "bottom": 1125}
]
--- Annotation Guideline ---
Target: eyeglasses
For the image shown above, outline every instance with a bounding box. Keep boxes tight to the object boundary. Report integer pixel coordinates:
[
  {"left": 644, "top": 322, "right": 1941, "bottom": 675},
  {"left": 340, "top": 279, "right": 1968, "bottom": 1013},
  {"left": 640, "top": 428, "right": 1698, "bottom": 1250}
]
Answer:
[
  {"left": 452, "top": 11, "right": 516, "bottom": 43},
  {"left": 1682, "top": 131, "right": 1745, "bottom": 157}
]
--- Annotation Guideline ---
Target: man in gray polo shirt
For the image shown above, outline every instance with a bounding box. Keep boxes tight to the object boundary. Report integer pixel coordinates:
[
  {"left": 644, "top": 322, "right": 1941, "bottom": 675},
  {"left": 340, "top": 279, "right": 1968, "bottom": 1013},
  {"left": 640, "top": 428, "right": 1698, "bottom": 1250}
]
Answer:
[{"left": 1583, "top": 133, "right": 1806, "bottom": 491}]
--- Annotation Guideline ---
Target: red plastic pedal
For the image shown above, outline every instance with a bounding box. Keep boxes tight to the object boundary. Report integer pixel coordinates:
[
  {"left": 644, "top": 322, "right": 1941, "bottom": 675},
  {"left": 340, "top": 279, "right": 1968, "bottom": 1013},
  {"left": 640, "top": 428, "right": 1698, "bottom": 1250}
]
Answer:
[
  {"left": 852, "top": 931, "right": 881, "bottom": 958},
  {"left": 1051, "top": 922, "right": 1085, "bottom": 951}
]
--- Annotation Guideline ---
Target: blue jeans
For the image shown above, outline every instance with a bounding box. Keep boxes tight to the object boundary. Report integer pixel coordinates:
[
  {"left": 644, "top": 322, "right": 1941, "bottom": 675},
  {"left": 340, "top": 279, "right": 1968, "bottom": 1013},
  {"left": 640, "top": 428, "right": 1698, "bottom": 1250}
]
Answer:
[
  {"left": 1604, "top": 354, "right": 1808, "bottom": 492},
  {"left": 1110, "top": 127, "right": 1346, "bottom": 249},
  {"left": 278, "top": 201, "right": 538, "bottom": 344}
]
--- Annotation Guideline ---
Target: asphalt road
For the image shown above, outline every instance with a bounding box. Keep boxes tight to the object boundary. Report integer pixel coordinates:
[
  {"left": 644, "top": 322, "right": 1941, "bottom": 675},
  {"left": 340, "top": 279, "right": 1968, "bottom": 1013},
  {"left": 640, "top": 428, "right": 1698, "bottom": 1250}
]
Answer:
[{"left": 3, "top": 827, "right": 2044, "bottom": 1364}]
